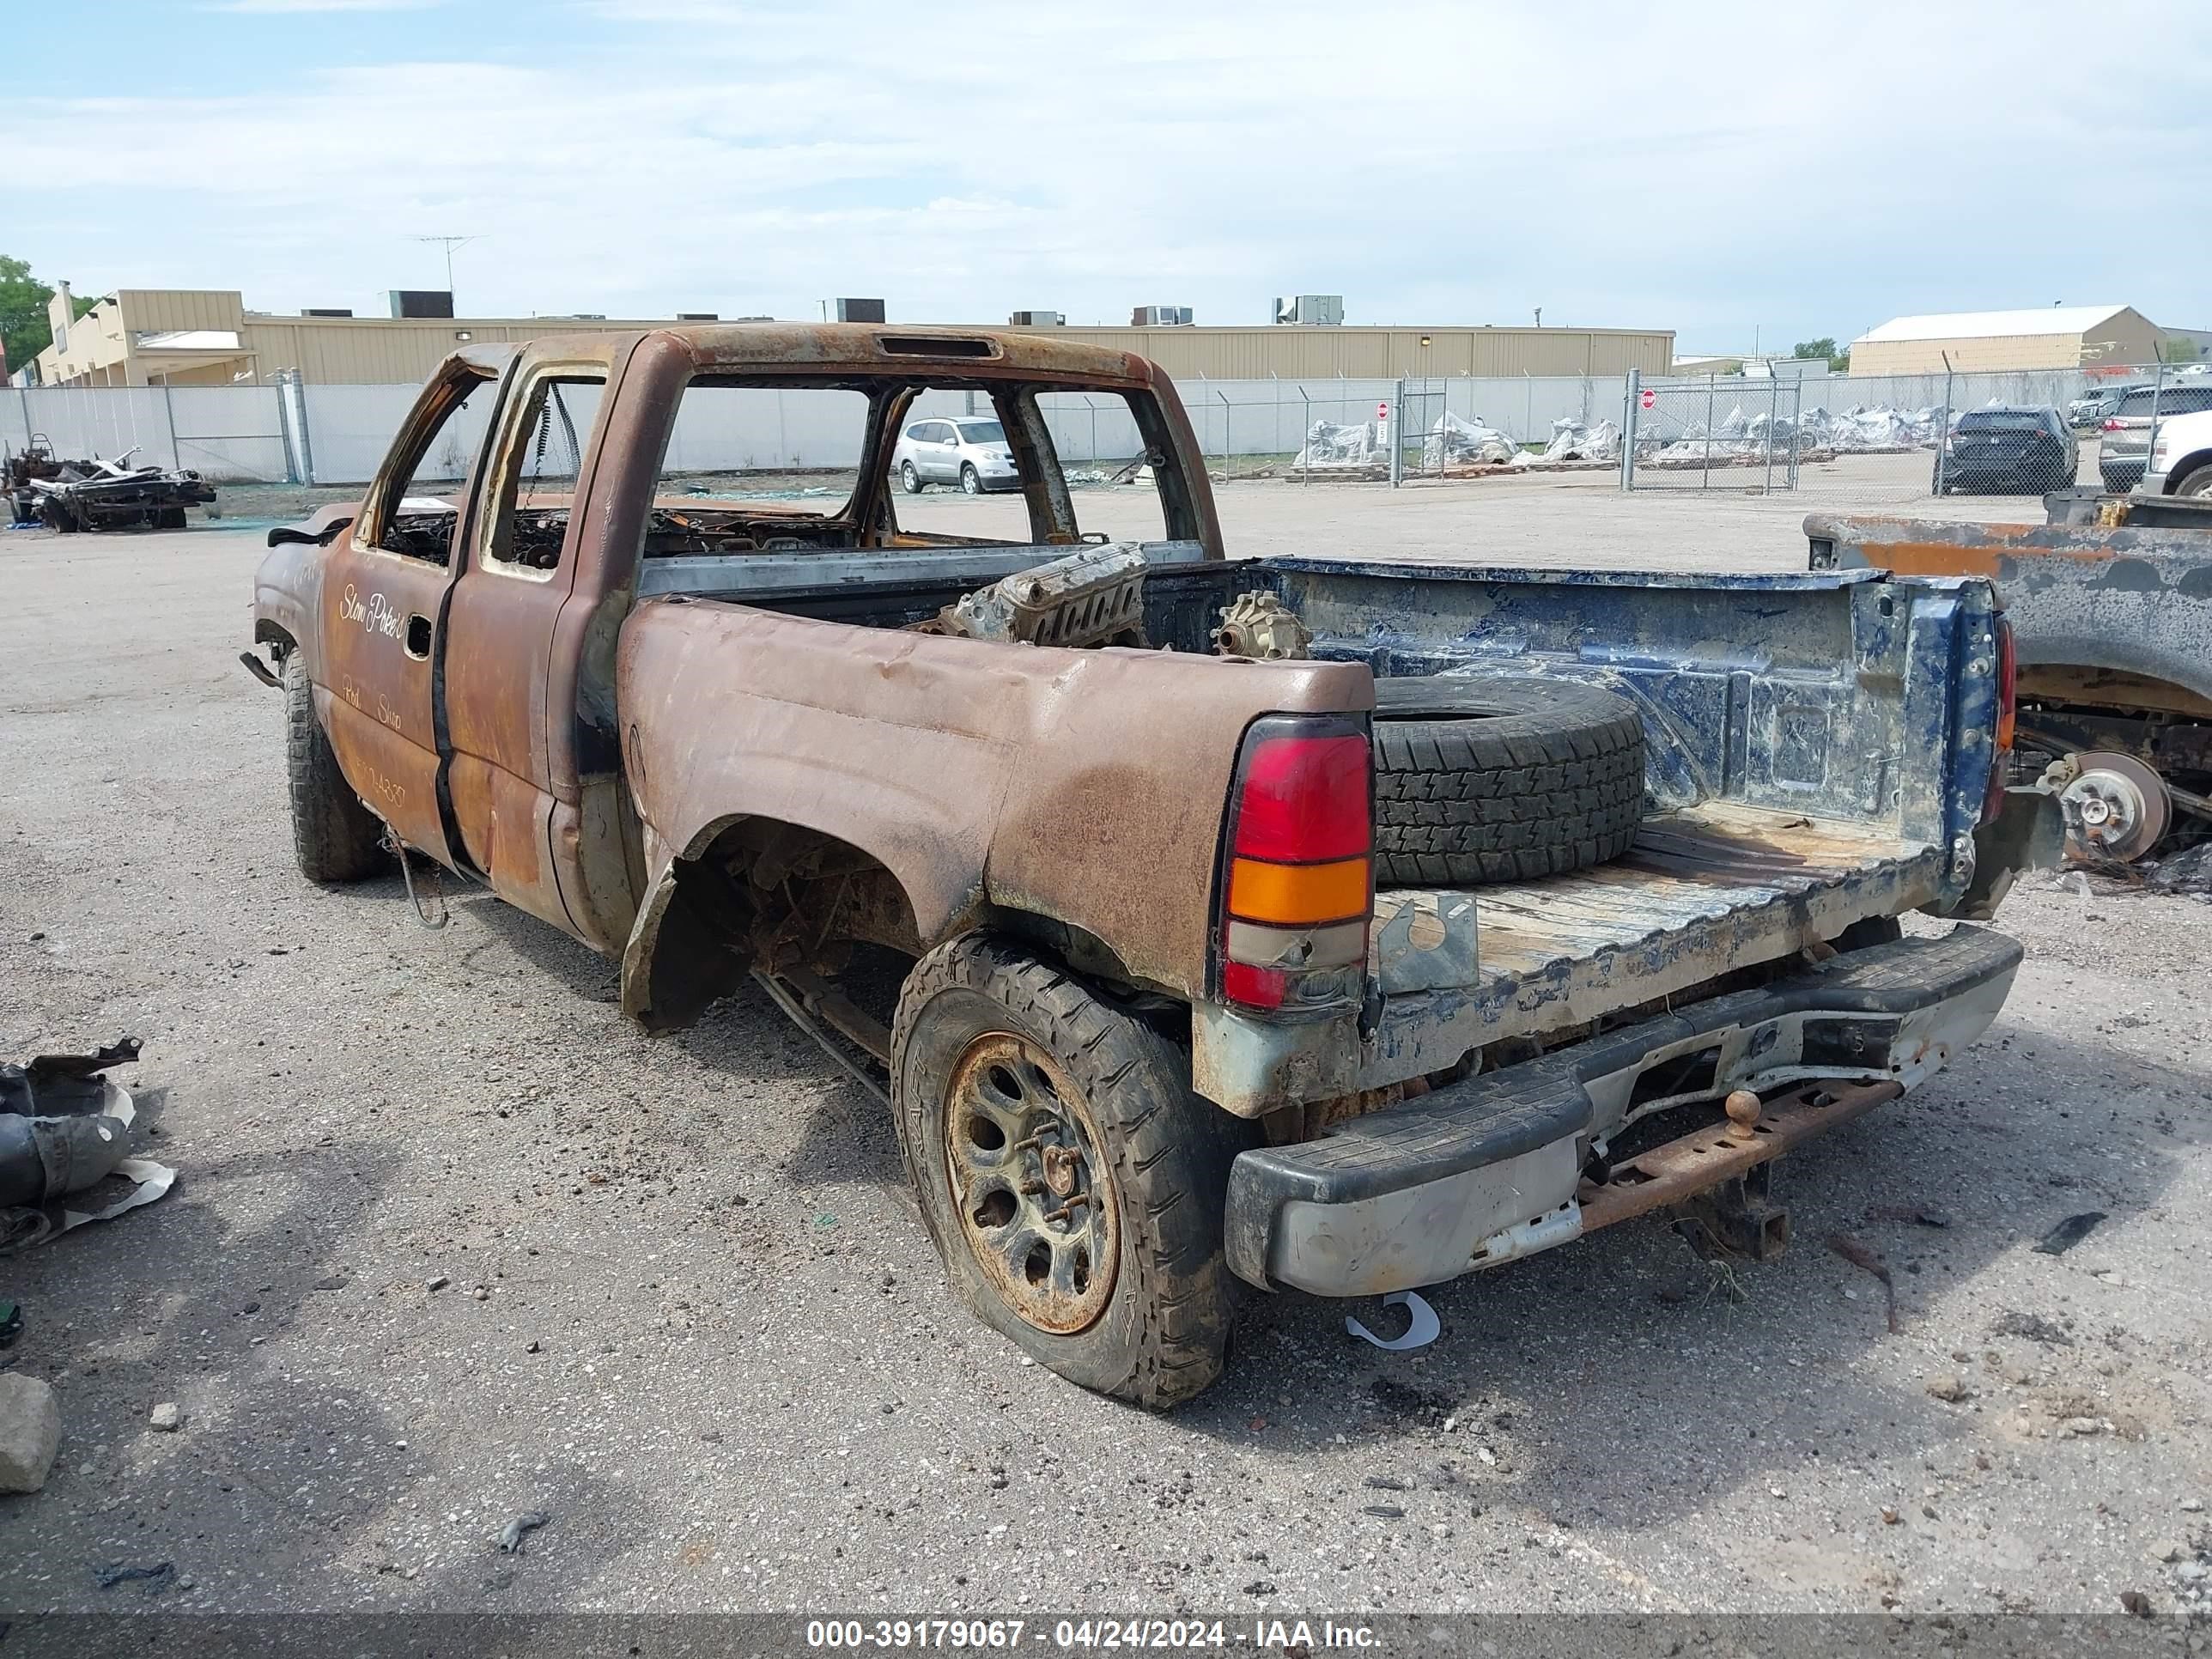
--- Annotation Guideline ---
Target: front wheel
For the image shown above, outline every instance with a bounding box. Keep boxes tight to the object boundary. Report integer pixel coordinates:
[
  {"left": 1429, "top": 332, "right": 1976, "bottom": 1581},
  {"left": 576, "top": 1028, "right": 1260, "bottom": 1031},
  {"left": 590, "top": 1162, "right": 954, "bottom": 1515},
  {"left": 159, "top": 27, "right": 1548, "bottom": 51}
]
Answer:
[
  {"left": 900, "top": 460, "right": 923, "bottom": 495},
  {"left": 960, "top": 464, "right": 982, "bottom": 495},
  {"left": 891, "top": 934, "right": 1250, "bottom": 1407},
  {"left": 284, "top": 653, "right": 387, "bottom": 882},
  {"left": 2174, "top": 465, "right": 2212, "bottom": 499}
]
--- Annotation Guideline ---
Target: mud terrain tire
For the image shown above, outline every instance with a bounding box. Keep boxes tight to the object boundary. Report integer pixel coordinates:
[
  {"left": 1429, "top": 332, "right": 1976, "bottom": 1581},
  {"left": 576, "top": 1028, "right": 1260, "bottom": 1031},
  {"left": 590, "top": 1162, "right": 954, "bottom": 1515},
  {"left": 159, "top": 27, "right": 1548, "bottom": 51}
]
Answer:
[
  {"left": 891, "top": 933, "right": 1251, "bottom": 1407},
  {"left": 1372, "top": 674, "right": 1646, "bottom": 884},
  {"left": 285, "top": 653, "right": 387, "bottom": 883}
]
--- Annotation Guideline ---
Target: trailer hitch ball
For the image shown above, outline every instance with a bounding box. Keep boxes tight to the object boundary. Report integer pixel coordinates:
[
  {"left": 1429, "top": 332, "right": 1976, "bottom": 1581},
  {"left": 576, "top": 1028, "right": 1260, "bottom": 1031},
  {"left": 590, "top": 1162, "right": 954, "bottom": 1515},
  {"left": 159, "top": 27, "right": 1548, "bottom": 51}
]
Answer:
[{"left": 1722, "top": 1089, "right": 1763, "bottom": 1142}]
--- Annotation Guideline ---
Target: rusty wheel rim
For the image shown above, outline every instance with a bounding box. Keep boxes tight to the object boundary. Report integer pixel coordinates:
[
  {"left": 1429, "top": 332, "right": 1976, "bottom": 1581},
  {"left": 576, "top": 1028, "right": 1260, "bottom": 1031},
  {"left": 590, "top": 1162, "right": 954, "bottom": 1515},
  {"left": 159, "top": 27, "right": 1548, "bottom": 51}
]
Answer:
[{"left": 942, "top": 1033, "right": 1119, "bottom": 1335}]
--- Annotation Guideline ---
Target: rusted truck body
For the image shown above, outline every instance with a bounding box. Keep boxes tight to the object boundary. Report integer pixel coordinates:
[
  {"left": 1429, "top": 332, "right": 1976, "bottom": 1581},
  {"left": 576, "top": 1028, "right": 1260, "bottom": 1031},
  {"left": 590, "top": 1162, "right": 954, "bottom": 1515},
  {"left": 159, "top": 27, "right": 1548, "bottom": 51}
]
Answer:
[
  {"left": 250, "top": 325, "right": 2050, "bottom": 1404},
  {"left": 1808, "top": 493, "right": 2212, "bottom": 862}
]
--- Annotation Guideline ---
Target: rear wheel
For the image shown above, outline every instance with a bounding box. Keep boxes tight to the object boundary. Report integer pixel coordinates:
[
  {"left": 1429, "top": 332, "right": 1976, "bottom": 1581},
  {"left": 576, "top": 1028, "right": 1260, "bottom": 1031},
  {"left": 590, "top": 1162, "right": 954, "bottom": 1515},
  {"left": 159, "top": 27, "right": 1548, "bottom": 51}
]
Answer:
[
  {"left": 2174, "top": 465, "right": 2212, "bottom": 498},
  {"left": 960, "top": 464, "right": 982, "bottom": 496},
  {"left": 284, "top": 653, "right": 387, "bottom": 883},
  {"left": 900, "top": 460, "right": 923, "bottom": 494},
  {"left": 891, "top": 934, "right": 1249, "bottom": 1407}
]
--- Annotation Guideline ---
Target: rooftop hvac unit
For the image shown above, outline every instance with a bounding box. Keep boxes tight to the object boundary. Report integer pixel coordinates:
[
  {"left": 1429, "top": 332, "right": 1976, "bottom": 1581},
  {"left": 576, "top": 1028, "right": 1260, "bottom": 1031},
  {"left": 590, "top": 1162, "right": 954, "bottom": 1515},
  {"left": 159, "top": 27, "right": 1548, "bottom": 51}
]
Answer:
[
  {"left": 1009, "top": 310, "right": 1066, "bottom": 327},
  {"left": 1130, "top": 306, "right": 1194, "bottom": 327},
  {"left": 387, "top": 289, "right": 455, "bottom": 319},
  {"left": 835, "top": 297, "right": 887, "bottom": 323},
  {"left": 1272, "top": 295, "right": 1344, "bottom": 326},
  {"left": 301, "top": 307, "right": 354, "bottom": 318}
]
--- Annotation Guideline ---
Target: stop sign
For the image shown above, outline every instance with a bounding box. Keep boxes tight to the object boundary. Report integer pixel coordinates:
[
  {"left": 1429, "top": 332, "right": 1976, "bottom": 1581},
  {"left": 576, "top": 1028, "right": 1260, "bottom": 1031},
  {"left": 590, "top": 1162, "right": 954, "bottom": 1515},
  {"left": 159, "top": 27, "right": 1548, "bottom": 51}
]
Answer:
[{"left": 1639, "top": 388, "right": 1656, "bottom": 410}]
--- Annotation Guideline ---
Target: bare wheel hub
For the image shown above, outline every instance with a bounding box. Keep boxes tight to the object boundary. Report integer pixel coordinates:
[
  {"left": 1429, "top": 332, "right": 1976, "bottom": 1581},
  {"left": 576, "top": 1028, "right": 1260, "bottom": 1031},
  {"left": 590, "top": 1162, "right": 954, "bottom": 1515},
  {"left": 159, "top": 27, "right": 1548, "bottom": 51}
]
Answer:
[
  {"left": 943, "top": 1034, "right": 1119, "bottom": 1334},
  {"left": 2057, "top": 750, "right": 2170, "bottom": 863}
]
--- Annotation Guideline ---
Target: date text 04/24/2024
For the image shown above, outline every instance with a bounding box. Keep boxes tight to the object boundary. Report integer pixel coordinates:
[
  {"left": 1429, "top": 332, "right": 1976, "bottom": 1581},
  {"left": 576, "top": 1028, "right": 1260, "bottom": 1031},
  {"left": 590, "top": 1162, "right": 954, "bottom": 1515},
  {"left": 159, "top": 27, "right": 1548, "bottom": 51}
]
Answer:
[{"left": 803, "top": 1619, "right": 1382, "bottom": 1650}]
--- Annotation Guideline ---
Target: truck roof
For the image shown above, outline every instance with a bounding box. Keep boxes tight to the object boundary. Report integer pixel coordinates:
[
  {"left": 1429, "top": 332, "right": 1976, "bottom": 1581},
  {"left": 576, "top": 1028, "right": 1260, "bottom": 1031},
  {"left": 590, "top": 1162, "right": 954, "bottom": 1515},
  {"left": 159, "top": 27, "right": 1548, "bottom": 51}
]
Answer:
[{"left": 513, "top": 321, "right": 1164, "bottom": 387}]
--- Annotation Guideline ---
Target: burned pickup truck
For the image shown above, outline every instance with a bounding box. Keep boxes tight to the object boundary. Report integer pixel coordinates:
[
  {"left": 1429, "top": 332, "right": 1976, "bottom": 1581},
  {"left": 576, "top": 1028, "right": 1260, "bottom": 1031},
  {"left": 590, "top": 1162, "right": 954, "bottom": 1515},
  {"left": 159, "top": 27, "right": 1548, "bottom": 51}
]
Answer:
[{"left": 248, "top": 325, "right": 2051, "bottom": 1405}]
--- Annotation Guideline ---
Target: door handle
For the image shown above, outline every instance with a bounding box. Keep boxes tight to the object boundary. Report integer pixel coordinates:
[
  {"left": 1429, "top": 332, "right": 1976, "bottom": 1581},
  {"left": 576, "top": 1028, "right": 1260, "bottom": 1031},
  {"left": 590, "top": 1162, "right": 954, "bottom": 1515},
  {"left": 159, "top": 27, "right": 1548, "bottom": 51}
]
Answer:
[{"left": 404, "top": 613, "right": 433, "bottom": 659}]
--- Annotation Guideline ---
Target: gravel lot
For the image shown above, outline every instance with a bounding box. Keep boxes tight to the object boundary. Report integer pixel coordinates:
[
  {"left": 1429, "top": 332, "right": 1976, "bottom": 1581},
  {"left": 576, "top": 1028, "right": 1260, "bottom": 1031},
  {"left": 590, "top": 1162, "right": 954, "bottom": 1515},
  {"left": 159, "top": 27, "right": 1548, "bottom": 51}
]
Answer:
[{"left": 2, "top": 462, "right": 2207, "bottom": 1624}]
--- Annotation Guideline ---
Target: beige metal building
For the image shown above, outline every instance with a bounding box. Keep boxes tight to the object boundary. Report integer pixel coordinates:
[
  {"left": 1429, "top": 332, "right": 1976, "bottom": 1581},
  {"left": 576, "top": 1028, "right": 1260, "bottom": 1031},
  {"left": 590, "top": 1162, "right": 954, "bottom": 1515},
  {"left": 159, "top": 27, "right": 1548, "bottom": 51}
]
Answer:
[
  {"left": 1035, "top": 323, "right": 1672, "bottom": 380},
  {"left": 1847, "top": 306, "right": 2165, "bottom": 375},
  {"left": 32, "top": 286, "right": 1673, "bottom": 386}
]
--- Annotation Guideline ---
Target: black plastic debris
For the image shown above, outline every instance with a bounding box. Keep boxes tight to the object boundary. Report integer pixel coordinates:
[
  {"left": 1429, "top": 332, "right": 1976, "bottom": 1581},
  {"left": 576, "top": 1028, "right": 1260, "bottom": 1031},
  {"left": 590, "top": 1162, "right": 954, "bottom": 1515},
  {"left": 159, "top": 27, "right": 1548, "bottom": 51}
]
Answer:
[
  {"left": 2033, "top": 1212, "right": 2107, "bottom": 1255},
  {"left": 94, "top": 1561, "right": 173, "bottom": 1593}
]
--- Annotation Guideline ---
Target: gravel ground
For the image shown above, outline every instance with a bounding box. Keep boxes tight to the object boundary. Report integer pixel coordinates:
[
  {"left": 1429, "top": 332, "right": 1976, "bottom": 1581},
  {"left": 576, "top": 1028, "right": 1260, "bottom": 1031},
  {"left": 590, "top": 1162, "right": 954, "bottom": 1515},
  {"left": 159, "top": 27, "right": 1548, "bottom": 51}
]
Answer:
[{"left": 1, "top": 471, "right": 2207, "bottom": 1625}]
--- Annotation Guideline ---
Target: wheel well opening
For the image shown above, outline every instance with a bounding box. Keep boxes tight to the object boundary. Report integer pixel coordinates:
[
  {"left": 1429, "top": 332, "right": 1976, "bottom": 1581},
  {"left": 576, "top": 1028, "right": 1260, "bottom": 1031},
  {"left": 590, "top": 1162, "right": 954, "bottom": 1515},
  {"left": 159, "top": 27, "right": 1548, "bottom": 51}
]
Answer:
[{"left": 628, "top": 816, "right": 925, "bottom": 1034}]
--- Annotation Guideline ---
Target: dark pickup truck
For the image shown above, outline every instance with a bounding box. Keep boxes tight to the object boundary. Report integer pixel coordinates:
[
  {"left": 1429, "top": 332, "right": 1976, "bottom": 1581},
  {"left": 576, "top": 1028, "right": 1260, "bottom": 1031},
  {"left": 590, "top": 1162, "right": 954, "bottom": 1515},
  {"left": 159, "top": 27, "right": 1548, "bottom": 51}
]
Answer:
[{"left": 248, "top": 325, "right": 2052, "bottom": 1405}]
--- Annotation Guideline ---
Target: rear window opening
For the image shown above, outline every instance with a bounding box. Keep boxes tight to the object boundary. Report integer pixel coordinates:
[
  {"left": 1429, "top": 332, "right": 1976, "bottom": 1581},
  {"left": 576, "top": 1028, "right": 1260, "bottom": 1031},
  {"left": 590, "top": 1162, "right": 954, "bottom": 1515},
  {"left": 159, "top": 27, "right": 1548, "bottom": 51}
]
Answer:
[{"left": 878, "top": 336, "right": 997, "bottom": 358}]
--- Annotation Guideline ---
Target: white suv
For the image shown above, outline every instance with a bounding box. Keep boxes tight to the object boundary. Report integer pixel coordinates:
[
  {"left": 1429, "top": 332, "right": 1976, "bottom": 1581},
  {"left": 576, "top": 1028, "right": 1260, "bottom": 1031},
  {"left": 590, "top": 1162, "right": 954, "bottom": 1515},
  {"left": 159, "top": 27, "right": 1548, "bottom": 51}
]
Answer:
[
  {"left": 2142, "top": 408, "right": 2212, "bottom": 496},
  {"left": 890, "top": 416, "right": 1021, "bottom": 495}
]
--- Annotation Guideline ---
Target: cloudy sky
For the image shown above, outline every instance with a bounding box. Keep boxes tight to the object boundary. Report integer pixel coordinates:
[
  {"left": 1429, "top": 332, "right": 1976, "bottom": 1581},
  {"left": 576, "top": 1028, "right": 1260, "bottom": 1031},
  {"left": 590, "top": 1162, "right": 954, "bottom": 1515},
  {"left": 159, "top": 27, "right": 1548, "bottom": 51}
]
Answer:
[{"left": 8, "top": 0, "right": 2208, "bottom": 352}]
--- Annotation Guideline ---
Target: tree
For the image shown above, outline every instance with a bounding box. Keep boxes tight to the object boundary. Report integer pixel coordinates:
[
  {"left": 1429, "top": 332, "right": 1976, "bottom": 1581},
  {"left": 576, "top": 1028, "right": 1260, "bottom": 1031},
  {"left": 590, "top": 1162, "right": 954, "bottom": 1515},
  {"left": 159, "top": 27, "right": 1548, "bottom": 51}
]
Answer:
[
  {"left": 1792, "top": 338, "right": 1837, "bottom": 361},
  {"left": 0, "top": 256, "right": 98, "bottom": 379}
]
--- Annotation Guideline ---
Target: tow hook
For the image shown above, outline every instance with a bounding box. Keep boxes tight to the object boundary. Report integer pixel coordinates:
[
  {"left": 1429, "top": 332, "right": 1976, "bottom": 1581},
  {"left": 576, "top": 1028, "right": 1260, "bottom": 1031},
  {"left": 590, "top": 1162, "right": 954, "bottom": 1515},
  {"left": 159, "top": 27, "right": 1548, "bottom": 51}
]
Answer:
[{"left": 238, "top": 650, "right": 281, "bottom": 690}]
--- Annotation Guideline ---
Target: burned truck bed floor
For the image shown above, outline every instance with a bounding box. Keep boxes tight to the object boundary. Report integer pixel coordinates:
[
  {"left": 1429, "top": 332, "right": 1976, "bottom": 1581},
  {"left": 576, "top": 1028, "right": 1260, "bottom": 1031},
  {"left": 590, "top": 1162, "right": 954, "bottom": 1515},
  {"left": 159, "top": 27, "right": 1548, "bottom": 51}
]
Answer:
[{"left": 1370, "top": 804, "right": 1942, "bottom": 1066}]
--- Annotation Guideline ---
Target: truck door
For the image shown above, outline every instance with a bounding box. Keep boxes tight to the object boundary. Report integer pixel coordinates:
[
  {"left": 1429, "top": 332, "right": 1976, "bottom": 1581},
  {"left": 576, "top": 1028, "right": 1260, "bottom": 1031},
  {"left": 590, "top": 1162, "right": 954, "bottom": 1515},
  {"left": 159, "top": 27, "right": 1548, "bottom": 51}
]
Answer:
[
  {"left": 313, "top": 358, "right": 504, "bottom": 868},
  {"left": 438, "top": 350, "right": 618, "bottom": 939}
]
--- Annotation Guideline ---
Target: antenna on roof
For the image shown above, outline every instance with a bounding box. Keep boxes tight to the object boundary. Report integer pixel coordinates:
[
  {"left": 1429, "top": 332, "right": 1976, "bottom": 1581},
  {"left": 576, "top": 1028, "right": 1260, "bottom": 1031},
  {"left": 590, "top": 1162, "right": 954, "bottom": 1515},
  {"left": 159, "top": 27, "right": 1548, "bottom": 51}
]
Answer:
[{"left": 412, "top": 235, "right": 478, "bottom": 307}]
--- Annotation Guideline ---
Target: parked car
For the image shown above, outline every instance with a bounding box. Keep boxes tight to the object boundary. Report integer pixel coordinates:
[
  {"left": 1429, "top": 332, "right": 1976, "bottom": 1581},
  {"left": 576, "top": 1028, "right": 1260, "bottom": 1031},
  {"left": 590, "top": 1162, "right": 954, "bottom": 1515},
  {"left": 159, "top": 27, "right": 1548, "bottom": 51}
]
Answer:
[
  {"left": 247, "top": 325, "right": 2051, "bottom": 1407},
  {"left": 1936, "top": 405, "right": 2076, "bottom": 495},
  {"left": 890, "top": 415, "right": 1022, "bottom": 495},
  {"left": 2143, "top": 407, "right": 2212, "bottom": 496},
  {"left": 2099, "top": 382, "right": 2212, "bottom": 490},
  {"left": 2066, "top": 384, "right": 2134, "bottom": 428}
]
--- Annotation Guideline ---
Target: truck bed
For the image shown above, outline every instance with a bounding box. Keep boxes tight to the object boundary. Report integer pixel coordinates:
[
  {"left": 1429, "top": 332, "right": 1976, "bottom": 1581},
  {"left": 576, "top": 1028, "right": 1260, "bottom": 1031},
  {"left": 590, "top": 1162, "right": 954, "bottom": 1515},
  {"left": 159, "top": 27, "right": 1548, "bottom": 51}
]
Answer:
[{"left": 1365, "top": 801, "right": 1942, "bottom": 1079}]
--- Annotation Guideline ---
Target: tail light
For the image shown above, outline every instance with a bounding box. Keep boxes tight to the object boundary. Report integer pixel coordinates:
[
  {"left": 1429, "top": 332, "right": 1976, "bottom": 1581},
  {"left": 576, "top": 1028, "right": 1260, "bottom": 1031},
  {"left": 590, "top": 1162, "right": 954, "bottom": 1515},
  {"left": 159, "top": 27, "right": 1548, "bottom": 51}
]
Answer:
[
  {"left": 1217, "top": 715, "right": 1372, "bottom": 1015},
  {"left": 1982, "top": 613, "right": 2017, "bottom": 822},
  {"left": 2101, "top": 418, "right": 2124, "bottom": 432}
]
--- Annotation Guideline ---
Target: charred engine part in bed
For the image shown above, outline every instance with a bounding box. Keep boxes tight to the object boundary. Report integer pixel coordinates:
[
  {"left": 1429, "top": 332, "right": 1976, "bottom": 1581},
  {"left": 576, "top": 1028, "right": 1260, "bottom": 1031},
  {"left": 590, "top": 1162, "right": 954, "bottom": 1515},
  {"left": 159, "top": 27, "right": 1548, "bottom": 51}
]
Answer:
[
  {"left": 1212, "top": 590, "right": 1312, "bottom": 660},
  {"left": 913, "top": 542, "right": 1150, "bottom": 648}
]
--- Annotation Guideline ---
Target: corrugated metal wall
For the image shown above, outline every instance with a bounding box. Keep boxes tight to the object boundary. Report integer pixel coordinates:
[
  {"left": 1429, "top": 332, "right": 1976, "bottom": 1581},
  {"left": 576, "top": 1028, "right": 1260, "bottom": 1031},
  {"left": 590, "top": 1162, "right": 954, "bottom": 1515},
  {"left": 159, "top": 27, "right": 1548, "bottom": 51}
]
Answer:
[
  {"left": 230, "top": 317, "right": 1671, "bottom": 385},
  {"left": 119, "top": 289, "right": 248, "bottom": 334},
  {"left": 1041, "top": 325, "right": 1671, "bottom": 380}
]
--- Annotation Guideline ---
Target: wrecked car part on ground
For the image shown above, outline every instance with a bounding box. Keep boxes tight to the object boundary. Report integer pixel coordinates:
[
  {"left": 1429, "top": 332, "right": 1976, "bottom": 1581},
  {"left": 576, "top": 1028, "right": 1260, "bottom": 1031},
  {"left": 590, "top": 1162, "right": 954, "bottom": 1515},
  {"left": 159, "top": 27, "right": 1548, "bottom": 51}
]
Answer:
[
  {"left": 13, "top": 447, "right": 217, "bottom": 533},
  {"left": 248, "top": 324, "right": 2050, "bottom": 1406},
  {"left": 2, "top": 1036, "right": 176, "bottom": 1254}
]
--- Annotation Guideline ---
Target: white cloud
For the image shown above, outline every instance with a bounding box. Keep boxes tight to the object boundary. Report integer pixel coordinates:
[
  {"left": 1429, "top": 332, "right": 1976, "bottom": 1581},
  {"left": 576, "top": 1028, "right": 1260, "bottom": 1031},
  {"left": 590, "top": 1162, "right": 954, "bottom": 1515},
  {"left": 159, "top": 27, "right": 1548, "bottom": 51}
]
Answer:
[{"left": 9, "top": 0, "right": 2209, "bottom": 343}]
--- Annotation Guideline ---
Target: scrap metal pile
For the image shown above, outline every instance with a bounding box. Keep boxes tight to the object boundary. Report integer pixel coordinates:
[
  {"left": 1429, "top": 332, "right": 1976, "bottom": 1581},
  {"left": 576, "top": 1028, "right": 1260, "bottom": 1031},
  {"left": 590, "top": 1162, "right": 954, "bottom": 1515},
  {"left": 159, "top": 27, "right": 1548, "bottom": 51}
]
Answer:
[
  {"left": 1643, "top": 404, "right": 1946, "bottom": 468},
  {"left": 5, "top": 441, "right": 216, "bottom": 532}
]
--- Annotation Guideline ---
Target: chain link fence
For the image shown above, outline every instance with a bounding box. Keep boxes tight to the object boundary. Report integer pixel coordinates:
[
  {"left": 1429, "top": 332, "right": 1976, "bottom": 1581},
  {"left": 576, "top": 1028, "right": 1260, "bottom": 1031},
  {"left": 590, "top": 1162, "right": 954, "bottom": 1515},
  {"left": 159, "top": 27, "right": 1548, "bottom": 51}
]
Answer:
[
  {"left": 1616, "top": 359, "right": 2212, "bottom": 501},
  {"left": 1620, "top": 373, "right": 1803, "bottom": 492}
]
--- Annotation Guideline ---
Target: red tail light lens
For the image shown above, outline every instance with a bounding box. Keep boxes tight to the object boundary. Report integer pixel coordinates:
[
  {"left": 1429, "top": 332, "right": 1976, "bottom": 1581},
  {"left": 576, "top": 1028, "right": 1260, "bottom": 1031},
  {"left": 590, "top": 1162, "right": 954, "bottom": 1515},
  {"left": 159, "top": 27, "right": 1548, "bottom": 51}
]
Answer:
[
  {"left": 1231, "top": 734, "right": 1370, "bottom": 861},
  {"left": 1218, "top": 715, "right": 1373, "bottom": 1016},
  {"left": 1983, "top": 613, "right": 2017, "bottom": 823},
  {"left": 2101, "top": 418, "right": 2124, "bottom": 432},
  {"left": 1993, "top": 614, "right": 2017, "bottom": 753}
]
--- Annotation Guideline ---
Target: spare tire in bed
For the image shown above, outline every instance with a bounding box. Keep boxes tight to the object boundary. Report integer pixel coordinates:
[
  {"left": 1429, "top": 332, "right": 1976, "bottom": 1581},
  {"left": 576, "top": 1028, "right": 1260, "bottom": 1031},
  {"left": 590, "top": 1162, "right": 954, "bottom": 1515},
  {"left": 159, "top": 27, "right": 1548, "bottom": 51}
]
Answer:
[{"left": 1371, "top": 675, "right": 1646, "bottom": 884}]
